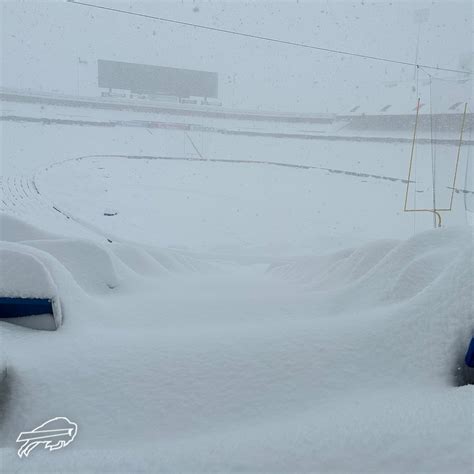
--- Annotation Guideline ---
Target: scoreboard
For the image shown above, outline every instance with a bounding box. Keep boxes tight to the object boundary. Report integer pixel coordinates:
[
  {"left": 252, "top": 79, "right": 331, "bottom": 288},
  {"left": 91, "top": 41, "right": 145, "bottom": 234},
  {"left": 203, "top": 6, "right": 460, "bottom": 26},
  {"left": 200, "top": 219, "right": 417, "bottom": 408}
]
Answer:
[{"left": 98, "top": 60, "right": 218, "bottom": 99}]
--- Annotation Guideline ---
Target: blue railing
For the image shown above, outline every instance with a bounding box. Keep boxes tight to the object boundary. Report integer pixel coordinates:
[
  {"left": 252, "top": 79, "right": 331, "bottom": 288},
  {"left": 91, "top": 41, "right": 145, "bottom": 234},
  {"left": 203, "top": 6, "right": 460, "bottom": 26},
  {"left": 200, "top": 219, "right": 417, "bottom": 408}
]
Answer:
[{"left": 0, "top": 297, "right": 53, "bottom": 318}]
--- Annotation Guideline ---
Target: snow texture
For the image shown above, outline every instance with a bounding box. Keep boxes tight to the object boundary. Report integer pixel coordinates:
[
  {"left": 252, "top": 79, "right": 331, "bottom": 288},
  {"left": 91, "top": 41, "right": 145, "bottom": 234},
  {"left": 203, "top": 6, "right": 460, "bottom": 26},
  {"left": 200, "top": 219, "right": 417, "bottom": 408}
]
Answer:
[{"left": 0, "top": 211, "right": 472, "bottom": 473}]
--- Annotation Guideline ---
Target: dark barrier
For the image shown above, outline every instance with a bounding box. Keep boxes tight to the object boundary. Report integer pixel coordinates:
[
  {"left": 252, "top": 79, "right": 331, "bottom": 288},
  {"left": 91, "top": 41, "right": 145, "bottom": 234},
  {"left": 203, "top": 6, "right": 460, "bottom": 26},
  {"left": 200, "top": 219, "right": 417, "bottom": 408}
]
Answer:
[
  {"left": 0, "top": 297, "right": 53, "bottom": 318},
  {"left": 465, "top": 338, "right": 474, "bottom": 368}
]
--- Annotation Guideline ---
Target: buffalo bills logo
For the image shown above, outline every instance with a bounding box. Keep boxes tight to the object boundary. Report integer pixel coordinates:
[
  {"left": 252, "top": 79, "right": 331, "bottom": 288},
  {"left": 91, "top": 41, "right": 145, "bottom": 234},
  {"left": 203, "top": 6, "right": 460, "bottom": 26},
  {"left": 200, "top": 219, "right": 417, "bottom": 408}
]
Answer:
[{"left": 16, "top": 417, "right": 78, "bottom": 458}]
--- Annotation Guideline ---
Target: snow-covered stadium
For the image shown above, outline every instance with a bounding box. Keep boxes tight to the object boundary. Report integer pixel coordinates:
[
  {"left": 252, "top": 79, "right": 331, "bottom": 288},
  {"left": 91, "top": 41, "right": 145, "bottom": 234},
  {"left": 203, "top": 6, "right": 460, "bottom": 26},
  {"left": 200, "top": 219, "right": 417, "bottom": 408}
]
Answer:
[{"left": 1, "top": 1, "right": 473, "bottom": 472}]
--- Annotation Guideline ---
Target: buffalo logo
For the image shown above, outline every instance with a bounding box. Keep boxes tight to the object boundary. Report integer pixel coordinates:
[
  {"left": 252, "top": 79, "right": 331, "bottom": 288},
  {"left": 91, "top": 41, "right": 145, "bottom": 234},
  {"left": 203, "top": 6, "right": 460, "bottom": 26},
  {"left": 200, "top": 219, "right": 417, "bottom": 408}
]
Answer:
[{"left": 16, "top": 417, "right": 78, "bottom": 458}]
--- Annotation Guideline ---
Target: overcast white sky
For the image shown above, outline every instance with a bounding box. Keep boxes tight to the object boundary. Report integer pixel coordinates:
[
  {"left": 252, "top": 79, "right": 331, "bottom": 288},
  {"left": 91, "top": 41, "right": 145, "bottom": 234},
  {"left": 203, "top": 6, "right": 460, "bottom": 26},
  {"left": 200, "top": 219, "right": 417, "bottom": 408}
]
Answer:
[{"left": 1, "top": 0, "right": 472, "bottom": 113}]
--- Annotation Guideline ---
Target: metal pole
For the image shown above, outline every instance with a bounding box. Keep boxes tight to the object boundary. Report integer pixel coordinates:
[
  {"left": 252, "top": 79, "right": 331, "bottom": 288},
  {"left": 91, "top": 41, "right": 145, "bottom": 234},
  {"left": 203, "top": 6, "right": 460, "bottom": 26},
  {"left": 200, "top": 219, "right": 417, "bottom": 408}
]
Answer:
[
  {"left": 404, "top": 98, "right": 420, "bottom": 211},
  {"left": 449, "top": 103, "right": 468, "bottom": 210},
  {"left": 429, "top": 77, "right": 437, "bottom": 228}
]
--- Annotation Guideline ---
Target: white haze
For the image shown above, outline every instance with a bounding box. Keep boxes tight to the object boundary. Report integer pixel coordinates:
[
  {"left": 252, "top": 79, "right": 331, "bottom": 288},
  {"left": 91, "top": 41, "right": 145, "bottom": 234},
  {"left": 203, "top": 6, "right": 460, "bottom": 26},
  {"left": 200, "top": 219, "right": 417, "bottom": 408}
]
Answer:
[{"left": 1, "top": 0, "right": 472, "bottom": 112}]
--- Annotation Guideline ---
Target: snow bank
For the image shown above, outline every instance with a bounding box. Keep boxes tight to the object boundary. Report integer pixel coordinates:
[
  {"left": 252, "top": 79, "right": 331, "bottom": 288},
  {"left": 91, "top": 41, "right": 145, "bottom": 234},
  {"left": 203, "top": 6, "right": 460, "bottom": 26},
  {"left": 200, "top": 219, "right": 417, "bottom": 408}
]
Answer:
[
  {"left": 270, "top": 226, "right": 473, "bottom": 384},
  {"left": 23, "top": 239, "right": 124, "bottom": 294},
  {"left": 0, "top": 248, "right": 58, "bottom": 300},
  {"left": 110, "top": 242, "right": 171, "bottom": 275},
  {"left": 0, "top": 213, "right": 211, "bottom": 330},
  {"left": 1, "top": 213, "right": 472, "bottom": 472},
  {"left": 0, "top": 213, "right": 58, "bottom": 242},
  {"left": 0, "top": 247, "right": 62, "bottom": 327},
  {"left": 270, "top": 239, "right": 399, "bottom": 288}
]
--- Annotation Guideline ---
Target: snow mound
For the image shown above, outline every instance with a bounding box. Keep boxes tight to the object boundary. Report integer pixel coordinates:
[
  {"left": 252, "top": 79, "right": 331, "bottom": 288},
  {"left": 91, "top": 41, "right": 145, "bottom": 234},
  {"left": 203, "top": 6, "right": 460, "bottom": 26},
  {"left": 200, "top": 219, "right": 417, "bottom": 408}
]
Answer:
[
  {"left": 0, "top": 213, "right": 59, "bottom": 242},
  {"left": 0, "top": 248, "right": 57, "bottom": 299},
  {"left": 144, "top": 246, "right": 217, "bottom": 273},
  {"left": 0, "top": 247, "right": 62, "bottom": 326},
  {"left": 0, "top": 213, "right": 213, "bottom": 329},
  {"left": 1, "top": 219, "right": 472, "bottom": 472},
  {"left": 23, "top": 239, "right": 124, "bottom": 294},
  {"left": 270, "top": 239, "right": 399, "bottom": 289},
  {"left": 270, "top": 226, "right": 473, "bottom": 384},
  {"left": 270, "top": 227, "right": 471, "bottom": 307},
  {"left": 110, "top": 243, "right": 169, "bottom": 275}
]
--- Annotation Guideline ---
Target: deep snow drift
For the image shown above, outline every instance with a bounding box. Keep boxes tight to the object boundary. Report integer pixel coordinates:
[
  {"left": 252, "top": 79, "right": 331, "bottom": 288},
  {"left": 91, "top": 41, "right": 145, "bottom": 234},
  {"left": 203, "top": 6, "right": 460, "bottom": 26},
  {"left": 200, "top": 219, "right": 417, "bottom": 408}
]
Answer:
[{"left": 0, "top": 212, "right": 472, "bottom": 473}]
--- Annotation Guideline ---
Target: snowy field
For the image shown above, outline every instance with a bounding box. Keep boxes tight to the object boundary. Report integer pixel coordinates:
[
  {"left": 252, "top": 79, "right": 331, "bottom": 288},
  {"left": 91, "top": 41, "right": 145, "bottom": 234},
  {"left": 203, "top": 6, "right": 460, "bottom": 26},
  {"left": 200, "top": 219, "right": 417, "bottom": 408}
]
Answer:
[{"left": 1, "top": 118, "right": 473, "bottom": 472}]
